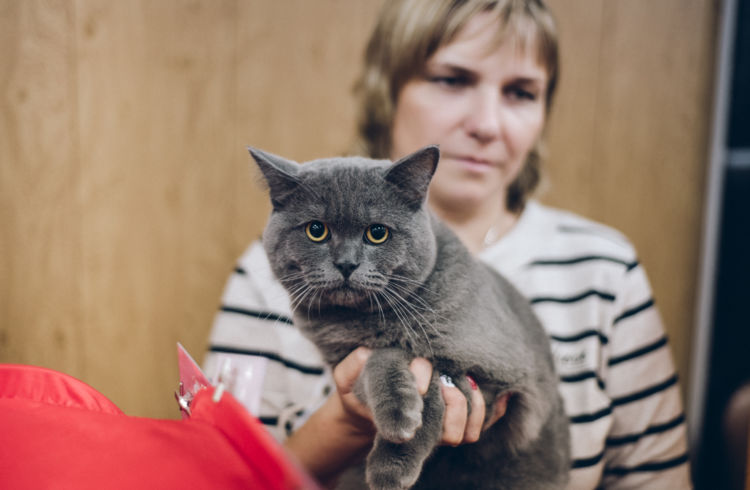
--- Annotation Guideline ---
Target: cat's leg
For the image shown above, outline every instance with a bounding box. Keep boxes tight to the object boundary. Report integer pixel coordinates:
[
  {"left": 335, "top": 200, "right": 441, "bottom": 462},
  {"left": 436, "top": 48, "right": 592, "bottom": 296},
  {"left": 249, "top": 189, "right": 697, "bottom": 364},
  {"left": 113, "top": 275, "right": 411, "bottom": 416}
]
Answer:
[
  {"left": 366, "top": 374, "right": 444, "bottom": 490},
  {"left": 356, "top": 348, "right": 424, "bottom": 442}
]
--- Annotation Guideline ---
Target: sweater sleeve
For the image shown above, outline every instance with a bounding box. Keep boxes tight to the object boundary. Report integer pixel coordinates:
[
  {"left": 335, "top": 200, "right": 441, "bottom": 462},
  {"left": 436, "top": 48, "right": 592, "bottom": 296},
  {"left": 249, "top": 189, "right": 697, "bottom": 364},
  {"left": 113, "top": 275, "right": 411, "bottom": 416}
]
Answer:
[{"left": 600, "top": 262, "right": 692, "bottom": 489}]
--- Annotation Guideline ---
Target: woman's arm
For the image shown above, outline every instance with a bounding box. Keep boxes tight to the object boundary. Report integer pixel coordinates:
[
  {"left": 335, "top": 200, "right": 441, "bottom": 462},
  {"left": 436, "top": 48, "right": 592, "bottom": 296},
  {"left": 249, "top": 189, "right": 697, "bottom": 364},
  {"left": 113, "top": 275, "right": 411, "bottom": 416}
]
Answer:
[
  {"left": 601, "top": 265, "right": 691, "bottom": 488},
  {"left": 283, "top": 348, "right": 377, "bottom": 486}
]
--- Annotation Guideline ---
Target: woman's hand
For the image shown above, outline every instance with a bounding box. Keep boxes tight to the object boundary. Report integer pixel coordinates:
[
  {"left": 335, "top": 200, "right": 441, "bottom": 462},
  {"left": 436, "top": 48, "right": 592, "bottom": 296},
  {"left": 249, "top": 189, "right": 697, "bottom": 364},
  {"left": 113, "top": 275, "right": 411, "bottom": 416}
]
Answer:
[
  {"left": 434, "top": 368, "right": 509, "bottom": 446},
  {"left": 285, "top": 347, "right": 509, "bottom": 485},
  {"left": 332, "top": 347, "right": 508, "bottom": 446},
  {"left": 283, "top": 348, "right": 376, "bottom": 486}
]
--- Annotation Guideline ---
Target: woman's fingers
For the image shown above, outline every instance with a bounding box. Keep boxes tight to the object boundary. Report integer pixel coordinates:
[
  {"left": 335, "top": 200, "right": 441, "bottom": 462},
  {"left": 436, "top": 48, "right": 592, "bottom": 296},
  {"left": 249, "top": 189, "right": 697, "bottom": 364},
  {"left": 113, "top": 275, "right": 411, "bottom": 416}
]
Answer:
[
  {"left": 442, "top": 375, "right": 510, "bottom": 444},
  {"left": 463, "top": 376, "right": 485, "bottom": 443},
  {"left": 409, "top": 357, "right": 433, "bottom": 395},
  {"left": 332, "top": 347, "right": 373, "bottom": 421},
  {"left": 439, "top": 376, "right": 468, "bottom": 446},
  {"left": 483, "top": 392, "right": 511, "bottom": 431},
  {"left": 333, "top": 346, "right": 371, "bottom": 394}
]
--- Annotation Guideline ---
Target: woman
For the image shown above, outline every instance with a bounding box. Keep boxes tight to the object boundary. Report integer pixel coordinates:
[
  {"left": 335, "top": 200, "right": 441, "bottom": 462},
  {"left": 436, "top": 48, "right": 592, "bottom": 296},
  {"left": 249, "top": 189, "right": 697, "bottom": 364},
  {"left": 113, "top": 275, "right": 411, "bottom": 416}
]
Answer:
[{"left": 205, "top": 1, "right": 691, "bottom": 487}]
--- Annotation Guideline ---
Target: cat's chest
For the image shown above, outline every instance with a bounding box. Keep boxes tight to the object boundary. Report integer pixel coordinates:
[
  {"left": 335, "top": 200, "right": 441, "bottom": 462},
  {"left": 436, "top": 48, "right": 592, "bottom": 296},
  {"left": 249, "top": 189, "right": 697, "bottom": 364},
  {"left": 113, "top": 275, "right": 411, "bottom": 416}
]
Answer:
[{"left": 298, "top": 314, "right": 439, "bottom": 365}]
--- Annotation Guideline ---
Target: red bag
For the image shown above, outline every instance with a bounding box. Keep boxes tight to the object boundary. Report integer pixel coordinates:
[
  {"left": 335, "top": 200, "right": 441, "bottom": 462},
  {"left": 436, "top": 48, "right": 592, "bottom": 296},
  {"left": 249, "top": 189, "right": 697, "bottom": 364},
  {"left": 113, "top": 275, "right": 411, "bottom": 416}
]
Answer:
[{"left": 0, "top": 364, "right": 319, "bottom": 490}]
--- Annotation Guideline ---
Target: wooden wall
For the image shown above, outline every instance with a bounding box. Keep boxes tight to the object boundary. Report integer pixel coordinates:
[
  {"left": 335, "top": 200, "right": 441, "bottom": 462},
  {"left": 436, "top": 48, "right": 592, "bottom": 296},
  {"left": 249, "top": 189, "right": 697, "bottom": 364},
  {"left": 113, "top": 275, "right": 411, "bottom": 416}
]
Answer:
[{"left": 0, "top": 0, "right": 717, "bottom": 419}]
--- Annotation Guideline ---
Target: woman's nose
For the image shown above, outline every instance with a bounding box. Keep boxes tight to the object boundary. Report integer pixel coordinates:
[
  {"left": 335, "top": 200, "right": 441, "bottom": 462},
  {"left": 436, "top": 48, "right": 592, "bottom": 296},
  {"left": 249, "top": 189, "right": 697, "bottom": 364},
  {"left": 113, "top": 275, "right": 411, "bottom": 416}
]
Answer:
[{"left": 465, "top": 89, "right": 502, "bottom": 143}]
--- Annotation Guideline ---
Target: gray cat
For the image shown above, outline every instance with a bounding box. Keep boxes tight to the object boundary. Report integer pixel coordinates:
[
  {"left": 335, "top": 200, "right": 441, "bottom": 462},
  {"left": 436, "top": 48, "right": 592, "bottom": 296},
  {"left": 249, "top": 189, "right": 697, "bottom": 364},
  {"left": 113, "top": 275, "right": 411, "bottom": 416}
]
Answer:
[{"left": 252, "top": 146, "right": 570, "bottom": 489}]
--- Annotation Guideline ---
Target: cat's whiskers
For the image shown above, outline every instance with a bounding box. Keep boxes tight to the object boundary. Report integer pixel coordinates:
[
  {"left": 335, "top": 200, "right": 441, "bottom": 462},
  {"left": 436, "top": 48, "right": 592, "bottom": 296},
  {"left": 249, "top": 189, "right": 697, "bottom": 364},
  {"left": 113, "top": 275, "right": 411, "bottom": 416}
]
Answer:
[
  {"left": 284, "top": 274, "right": 313, "bottom": 308},
  {"left": 306, "top": 286, "right": 322, "bottom": 319},
  {"left": 385, "top": 281, "right": 435, "bottom": 316},
  {"left": 388, "top": 275, "right": 436, "bottom": 310},
  {"left": 369, "top": 290, "right": 387, "bottom": 326},
  {"left": 385, "top": 278, "right": 447, "bottom": 325},
  {"left": 386, "top": 273, "right": 439, "bottom": 295},
  {"left": 316, "top": 286, "right": 325, "bottom": 316},
  {"left": 375, "top": 289, "right": 413, "bottom": 339},
  {"left": 383, "top": 280, "right": 444, "bottom": 339},
  {"left": 381, "top": 286, "right": 441, "bottom": 353},
  {"left": 367, "top": 290, "right": 385, "bottom": 323},
  {"left": 291, "top": 284, "right": 323, "bottom": 315},
  {"left": 378, "top": 288, "right": 433, "bottom": 357},
  {"left": 285, "top": 282, "right": 309, "bottom": 310}
]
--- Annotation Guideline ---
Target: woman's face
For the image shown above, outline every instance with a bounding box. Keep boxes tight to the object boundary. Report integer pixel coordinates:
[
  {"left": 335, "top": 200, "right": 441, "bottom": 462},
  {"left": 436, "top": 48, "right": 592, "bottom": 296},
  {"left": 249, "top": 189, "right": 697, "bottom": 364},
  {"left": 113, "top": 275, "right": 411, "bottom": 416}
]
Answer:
[{"left": 390, "top": 13, "right": 548, "bottom": 215}]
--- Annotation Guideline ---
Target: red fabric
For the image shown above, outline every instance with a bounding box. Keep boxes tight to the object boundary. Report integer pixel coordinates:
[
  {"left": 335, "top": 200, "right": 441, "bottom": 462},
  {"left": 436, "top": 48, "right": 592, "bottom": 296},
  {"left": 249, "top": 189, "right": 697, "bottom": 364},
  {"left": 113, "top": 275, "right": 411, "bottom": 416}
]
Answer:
[
  {"left": 0, "top": 364, "right": 123, "bottom": 415},
  {"left": 0, "top": 364, "right": 319, "bottom": 490}
]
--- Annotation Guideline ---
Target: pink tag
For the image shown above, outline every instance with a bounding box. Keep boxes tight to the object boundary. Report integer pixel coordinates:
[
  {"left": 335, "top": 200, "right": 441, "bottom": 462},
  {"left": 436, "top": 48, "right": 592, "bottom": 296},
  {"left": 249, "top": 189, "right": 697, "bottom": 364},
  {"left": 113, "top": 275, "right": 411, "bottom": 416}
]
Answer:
[{"left": 176, "top": 343, "right": 212, "bottom": 419}]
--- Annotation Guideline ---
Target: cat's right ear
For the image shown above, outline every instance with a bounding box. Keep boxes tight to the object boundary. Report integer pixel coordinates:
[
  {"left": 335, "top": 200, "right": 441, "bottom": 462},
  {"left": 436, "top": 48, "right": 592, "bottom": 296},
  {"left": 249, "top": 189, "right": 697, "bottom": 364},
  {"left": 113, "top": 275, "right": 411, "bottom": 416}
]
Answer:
[
  {"left": 248, "top": 147, "right": 301, "bottom": 210},
  {"left": 384, "top": 145, "right": 440, "bottom": 209}
]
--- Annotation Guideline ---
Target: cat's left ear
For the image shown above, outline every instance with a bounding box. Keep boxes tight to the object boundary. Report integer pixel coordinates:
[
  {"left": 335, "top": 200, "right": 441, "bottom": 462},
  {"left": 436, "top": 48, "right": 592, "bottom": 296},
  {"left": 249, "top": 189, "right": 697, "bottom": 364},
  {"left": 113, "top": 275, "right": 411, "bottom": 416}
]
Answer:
[
  {"left": 384, "top": 145, "right": 440, "bottom": 209},
  {"left": 248, "top": 147, "right": 301, "bottom": 210}
]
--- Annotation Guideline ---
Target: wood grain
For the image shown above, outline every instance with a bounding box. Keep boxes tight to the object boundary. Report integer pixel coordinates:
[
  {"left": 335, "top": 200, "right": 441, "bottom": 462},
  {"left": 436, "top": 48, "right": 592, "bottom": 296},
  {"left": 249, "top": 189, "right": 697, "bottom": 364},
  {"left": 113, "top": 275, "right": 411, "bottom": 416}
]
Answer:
[
  {"left": 545, "top": 0, "right": 718, "bottom": 388},
  {"left": 0, "top": 0, "right": 716, "bottom": 417},
  {"left": 0, "top": 0, "right": 86, "bottom": 377}
]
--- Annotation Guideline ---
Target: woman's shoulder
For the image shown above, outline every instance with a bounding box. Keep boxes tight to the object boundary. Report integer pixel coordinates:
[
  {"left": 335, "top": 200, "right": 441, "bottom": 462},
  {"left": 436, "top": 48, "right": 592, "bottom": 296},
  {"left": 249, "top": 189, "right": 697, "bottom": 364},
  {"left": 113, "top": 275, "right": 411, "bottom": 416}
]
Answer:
[
  {"left": 228, "top": 240, "right": 291, "bottom": 311},
  {"left": 524, "top": 201, "right": 639, "bottom": 263},
  {"left": 234, "top": 240, "right": 279, "bottom": 279}
]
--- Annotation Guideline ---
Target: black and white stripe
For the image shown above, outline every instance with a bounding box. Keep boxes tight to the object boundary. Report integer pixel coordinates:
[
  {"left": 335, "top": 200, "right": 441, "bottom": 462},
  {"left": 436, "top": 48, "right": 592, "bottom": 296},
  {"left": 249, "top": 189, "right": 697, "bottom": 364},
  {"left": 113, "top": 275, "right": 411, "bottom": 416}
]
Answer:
[
  {"left": 219, "top": 305, "right": 294, "bottom": 325},
  {"left": 208, "top": 344, "right": 325, "bottom": 375}
]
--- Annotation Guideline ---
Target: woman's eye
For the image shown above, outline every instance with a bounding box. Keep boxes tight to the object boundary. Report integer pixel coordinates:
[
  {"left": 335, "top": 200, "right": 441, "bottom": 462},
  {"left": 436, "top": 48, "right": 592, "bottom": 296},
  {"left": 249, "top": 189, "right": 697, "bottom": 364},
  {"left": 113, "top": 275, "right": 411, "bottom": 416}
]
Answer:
[
  {"left": 505, "top": 86, "right": 538, "bottom": 102},
  {"left": 430, "top": 75, "right": 469, "bottom": 88},
  {"left": 305, "top": 221, "right": 330, "bottom": 242},
  {"left": 364, "top": 224, "right": 390, "bottom": 245}
]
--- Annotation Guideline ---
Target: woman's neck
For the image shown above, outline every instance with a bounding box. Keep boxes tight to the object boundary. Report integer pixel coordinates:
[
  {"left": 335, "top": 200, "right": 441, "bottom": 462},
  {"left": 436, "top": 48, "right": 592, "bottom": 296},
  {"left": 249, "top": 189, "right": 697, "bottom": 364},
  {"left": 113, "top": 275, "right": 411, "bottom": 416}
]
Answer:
[{"left": 428, "top": 195, "right": 519, "bottom": 255}]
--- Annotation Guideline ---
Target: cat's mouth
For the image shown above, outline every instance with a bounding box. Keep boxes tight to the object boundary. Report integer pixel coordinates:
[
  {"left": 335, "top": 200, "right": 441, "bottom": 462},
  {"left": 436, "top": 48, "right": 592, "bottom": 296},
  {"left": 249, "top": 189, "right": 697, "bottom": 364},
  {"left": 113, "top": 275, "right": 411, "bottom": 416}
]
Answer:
[
  {"left": 328, "top": 282, "right": 369, "bottom": 306},
  {"left": 316, "top": 280, "right": 380, "bottom": 309},
  {"left": 293, "top": 277, "right": 386, "bottom": 310}
]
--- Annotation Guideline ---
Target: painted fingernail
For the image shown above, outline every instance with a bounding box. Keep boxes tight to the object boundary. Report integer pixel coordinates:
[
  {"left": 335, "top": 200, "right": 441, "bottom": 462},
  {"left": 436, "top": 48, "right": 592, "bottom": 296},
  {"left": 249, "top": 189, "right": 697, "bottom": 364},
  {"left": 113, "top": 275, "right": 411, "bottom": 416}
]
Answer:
[
  {"left": 466, "top": 375, "right": 478, "bottom": 390},
  {"left": 439, "top": 374, "right": 455, "bottom": 387}
]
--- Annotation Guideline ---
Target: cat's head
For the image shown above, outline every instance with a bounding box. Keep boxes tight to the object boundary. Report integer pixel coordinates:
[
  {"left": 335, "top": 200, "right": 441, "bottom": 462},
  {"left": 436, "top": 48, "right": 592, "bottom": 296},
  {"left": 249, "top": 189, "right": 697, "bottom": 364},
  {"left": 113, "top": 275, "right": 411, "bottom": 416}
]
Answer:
[{"left": 251, "top": 146, "right": 440, "bottom": 312}]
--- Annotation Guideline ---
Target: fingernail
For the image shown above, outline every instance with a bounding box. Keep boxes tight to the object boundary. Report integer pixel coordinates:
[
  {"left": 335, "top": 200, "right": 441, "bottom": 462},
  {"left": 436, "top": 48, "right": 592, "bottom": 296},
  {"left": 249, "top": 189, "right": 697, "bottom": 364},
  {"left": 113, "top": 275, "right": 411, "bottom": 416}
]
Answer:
[
  {"left": 466, "top": 375, "right": 478, "bottom": 390},
  {"left": 439, "top": 374, "right": 455, "bottom": 387}
]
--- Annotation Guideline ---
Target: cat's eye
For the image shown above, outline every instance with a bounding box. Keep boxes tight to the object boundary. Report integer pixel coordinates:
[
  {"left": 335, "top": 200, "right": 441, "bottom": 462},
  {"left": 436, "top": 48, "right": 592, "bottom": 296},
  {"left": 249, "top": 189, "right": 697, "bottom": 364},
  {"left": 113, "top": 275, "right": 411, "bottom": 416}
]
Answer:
[
  {"left": 365, "top": 224, "right": 389, "bottom": 245},
  {"left": 305, "top": 221, "right": 330, "bottom": 242}
]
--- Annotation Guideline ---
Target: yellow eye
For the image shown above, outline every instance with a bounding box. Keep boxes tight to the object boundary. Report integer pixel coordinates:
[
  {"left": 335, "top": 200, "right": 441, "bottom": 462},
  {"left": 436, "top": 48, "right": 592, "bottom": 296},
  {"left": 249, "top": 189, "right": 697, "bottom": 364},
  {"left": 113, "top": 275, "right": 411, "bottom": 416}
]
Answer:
[
  {"left": 305, "top": 221, "right": 329, "bottom": 242},
  {"left": 365, "top": 224, "right": 390, "bottom": 245}
]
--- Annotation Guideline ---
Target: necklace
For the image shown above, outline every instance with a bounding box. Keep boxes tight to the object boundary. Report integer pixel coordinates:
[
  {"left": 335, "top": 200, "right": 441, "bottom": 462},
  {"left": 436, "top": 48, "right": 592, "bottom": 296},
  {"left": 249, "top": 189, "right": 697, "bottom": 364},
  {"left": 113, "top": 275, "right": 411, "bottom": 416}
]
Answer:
[
  {"left": 483, "top": 210, "right": 521, "bottom": 248},
  {"left": 483, "top": 221, "right": 503, "bottom": 248}
]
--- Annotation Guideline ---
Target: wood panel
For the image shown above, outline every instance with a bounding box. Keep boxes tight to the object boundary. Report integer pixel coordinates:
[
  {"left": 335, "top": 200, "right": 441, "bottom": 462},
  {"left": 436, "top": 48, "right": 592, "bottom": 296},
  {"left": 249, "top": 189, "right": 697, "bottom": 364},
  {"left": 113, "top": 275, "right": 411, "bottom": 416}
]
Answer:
[
  {"left": 545, "top": 0, "right": 718, "bottom": 390},
  {"left": 0, "top": 1, "right": 86, "bottom": 378},
  {"left": 0, "top": 0, "right": 716, "bottom": 418},
  {"left": 0, "top": 0, "right": 384, "bottom": 417},
  {"left": 74, "top": 0, "right": 241, "bottom": 416}
]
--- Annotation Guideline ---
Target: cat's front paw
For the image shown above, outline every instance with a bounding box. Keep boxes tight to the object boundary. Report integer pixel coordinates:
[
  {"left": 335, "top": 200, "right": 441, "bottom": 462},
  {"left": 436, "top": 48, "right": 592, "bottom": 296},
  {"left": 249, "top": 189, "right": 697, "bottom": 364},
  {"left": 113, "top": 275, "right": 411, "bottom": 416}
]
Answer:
[
  {"left": 366, "top": 439, "right": 423, "bottom": 490},
  {"left": 367, "top": 465, "right": 420, "bottom": 490},
  {"left": 374, "top": 391, "right": 423, "bottom": 443}
]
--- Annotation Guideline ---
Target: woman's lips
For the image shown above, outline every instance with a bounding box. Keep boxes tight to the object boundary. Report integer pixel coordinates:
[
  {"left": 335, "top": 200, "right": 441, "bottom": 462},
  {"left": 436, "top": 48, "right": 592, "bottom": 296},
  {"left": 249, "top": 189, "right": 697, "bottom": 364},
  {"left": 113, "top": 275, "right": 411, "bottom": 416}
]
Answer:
[{"left": 445, "top": 154, "right": 496, "bottom": 171}]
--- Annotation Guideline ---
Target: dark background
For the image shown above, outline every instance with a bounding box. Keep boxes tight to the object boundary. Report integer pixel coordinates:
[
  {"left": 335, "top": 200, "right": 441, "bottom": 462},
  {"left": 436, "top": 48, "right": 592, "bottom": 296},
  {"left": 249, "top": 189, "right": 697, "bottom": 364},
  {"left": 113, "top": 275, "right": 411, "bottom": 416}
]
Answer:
[{"left": 694, "top": 1, "right": 750, "bottom": 488}]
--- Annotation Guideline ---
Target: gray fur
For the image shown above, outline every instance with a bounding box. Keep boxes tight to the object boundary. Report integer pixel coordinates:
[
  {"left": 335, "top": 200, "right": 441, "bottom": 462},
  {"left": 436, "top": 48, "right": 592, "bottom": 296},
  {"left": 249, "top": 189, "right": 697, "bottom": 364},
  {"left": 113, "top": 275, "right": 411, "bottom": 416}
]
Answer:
[{"left": 252, "top": 146, "right": 570, "bottom": 489}]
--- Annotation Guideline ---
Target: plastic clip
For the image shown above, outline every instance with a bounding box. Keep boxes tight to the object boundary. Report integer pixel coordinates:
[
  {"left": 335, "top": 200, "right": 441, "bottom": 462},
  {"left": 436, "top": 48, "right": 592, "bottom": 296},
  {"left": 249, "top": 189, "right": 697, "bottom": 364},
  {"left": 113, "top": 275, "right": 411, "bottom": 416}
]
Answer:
[{"left": 174, "top": 381, "right": 194, "bottom": 417}]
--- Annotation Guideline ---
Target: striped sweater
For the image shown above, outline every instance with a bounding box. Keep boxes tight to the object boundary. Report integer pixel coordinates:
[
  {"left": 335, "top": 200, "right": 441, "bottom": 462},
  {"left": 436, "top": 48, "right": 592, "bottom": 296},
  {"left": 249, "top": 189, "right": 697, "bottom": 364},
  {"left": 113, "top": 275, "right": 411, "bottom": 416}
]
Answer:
[{"left": 204, "top": 200, "right": 691, "bottom": 489}]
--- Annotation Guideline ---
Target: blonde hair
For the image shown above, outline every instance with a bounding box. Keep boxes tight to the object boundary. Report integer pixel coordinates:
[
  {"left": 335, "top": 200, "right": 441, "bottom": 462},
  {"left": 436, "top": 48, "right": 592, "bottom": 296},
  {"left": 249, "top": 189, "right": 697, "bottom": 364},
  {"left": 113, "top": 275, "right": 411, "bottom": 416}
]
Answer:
[{"left": 353, "top": 0, "right": 559, "bottom": 212}]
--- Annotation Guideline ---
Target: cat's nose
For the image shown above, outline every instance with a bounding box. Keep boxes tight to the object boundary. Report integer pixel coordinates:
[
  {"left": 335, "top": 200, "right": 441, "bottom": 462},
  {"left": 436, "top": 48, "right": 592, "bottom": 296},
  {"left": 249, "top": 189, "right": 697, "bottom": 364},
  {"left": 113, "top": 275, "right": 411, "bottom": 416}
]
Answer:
[{"left": 334, "top": 261, "right": 359, "bottom": 279}]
